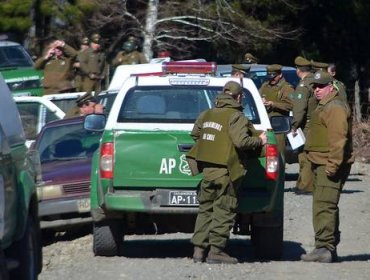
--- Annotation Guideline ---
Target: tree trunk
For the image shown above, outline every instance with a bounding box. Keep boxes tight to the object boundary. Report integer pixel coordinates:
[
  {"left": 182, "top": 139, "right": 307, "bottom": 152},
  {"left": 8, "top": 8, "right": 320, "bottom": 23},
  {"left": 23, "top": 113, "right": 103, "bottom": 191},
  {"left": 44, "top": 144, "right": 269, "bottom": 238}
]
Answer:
[
  {"left": 143, "top": 0, "right": 159, "bottom": 61},
  {"left": 354, "top": 80, "right": 361, "bottom": 122}
]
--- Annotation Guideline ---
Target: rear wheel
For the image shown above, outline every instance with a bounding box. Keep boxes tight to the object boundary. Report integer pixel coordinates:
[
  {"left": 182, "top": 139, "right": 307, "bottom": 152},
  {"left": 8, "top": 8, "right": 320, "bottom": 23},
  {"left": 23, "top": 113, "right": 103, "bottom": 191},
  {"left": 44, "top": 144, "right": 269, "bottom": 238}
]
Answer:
[
  {"left": 93, "top": 220, "right": 124, "bottom": 256},
  {"left": 7, "top": 214, "right": 40, "bottom": 280},
  {"left": 251, "top": 224, "right": 283, "bottom": 260}
]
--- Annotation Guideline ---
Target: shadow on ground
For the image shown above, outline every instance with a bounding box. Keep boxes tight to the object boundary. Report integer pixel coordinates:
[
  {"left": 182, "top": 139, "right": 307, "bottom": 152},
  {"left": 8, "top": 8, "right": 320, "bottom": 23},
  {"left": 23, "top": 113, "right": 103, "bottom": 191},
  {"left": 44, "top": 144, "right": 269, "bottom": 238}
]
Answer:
[
  {"left": 41, "top": 224, "right": 92, "bottom": 246},
  {"left": 120, "top": 237, "right": 305, "bottom": 263}
]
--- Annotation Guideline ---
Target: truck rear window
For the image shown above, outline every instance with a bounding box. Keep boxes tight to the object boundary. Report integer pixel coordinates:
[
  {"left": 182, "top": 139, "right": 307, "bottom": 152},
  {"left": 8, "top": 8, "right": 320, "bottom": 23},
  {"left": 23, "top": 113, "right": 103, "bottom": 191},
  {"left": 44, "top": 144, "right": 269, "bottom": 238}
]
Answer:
[{"left": 117, "top": 86, "right": 260, "bottom": 124}]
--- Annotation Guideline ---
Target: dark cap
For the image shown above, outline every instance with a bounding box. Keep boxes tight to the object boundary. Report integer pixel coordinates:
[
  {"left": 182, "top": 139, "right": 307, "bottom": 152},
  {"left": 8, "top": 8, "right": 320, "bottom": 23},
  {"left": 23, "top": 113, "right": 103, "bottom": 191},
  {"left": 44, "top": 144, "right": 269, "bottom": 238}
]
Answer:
[
  {"left": 294, "top": 56, "right": 311, "bottom": 67},
  {"left": 310, "top": 71, "right": 334, "bottom": 85},
  {"left": 223, "top": 81, "right": 242, "bottom": 96},
  {"left": 90, "top": 33, "right": 101, "bottom": 44},
  {"left": 76, "top": 92, "right": 97, "bottom": 107},
  {"left": 232, "top": 64, "right": 251, "bottom": 74},
  {"left": 81, "top": 37, "right": 89, "bottom": 45},
  {"left": 311, "top": 60, "right": 329, "bottom": 71},
  {"left": 244, "top": 53, "right": 258, "bottom": 64}
]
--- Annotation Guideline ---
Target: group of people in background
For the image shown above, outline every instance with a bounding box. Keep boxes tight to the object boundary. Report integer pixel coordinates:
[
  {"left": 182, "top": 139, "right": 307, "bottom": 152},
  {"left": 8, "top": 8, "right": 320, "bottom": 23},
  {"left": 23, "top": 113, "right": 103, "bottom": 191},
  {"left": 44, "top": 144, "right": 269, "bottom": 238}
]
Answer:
[{"left": 35, "top": 34, "right": 148, "bottom": 97}]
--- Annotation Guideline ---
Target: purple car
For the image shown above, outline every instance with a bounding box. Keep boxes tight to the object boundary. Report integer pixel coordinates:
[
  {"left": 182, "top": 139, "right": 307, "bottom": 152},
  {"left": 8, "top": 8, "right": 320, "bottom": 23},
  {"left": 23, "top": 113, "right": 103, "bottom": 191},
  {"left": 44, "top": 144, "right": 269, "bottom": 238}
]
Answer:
[{"left": 34, "top": 116, "right": 102, "bottom": 230}]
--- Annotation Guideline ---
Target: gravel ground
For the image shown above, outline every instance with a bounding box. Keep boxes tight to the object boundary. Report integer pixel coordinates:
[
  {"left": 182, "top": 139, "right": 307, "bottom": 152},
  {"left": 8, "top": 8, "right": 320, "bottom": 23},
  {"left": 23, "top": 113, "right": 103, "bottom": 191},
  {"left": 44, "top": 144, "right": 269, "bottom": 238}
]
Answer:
[{"left": 39, "top": 163, "right": 370, "bottom": 280}]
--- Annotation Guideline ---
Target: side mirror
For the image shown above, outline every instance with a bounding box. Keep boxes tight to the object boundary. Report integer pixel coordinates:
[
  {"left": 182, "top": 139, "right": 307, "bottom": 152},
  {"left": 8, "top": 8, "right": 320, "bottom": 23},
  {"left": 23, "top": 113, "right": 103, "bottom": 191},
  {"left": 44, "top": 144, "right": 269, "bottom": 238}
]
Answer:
[
  {"left": 270, "top": 116, "right": 291, "bottom": 134},
  {"left": 84, "top": 114, "right": 106, "bottom": 132}
]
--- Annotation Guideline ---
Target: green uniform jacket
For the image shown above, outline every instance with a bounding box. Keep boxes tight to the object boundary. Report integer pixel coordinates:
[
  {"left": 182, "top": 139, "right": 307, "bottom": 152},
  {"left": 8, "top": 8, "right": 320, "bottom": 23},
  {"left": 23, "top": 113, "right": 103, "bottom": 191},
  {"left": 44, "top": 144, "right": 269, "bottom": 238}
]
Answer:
[
  {"left": 78, "top": 48, "right": 107, "bottom": 78},
  {"left": 259, "top": 77, "right": 294, "bottom": 117},
  {"left": 291, "top": 73, "right": 317, "bottom": 133},
  {"left": 187, "top": 93, "right": 263, "bottom": 182},
  {"left": 34, "top": 44, "right": 77, "bottom": 94},
  {"left": 112, "top": 50, "right": 148, "bottom": 67},
  {"left": 305, "top": 90, "right": 353, "bottom": 175}
]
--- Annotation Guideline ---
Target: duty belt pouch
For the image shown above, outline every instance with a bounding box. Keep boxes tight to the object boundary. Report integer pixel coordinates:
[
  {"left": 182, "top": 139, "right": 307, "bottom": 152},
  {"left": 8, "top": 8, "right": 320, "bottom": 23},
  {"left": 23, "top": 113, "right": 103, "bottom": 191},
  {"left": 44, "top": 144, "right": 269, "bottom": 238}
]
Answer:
[{"left": 185, "top": 155, "right": 200, "bottom": 176}]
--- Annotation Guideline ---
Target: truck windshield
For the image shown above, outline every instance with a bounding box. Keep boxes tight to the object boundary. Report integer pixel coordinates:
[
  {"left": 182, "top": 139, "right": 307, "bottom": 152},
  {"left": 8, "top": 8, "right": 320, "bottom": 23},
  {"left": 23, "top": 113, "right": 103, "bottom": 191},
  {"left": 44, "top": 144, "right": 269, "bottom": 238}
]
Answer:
[
  {"left": 0, "top": 45, "right": 34, "bottom": 68},
  {"left": 117, "top": 86, "right": 260, "bottom": 124}
]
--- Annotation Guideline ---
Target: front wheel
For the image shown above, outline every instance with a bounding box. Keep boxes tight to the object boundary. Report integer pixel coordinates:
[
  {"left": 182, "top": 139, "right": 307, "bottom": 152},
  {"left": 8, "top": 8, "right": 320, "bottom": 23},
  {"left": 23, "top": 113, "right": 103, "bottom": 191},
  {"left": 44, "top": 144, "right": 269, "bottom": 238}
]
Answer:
[
  {"left": 7, "top": 214, "right": 41, "bottom": 280},
  {"left": 93, "top": 220, "right": 124, "bottom": 256}
]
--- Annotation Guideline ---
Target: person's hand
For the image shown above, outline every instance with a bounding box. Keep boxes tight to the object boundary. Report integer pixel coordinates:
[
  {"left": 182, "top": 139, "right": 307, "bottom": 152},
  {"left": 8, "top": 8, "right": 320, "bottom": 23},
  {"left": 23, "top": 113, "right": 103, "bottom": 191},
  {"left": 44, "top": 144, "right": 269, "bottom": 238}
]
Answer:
[
  {"left": 53, "top": 40, "right": 65, "bottom": 48},
  {"left": 259, "top": 131, "right": 267, "bottom": 145},
  {"left": 290, "top": 128, "right": 298, "bottom": 137},
  {"left": 45, "top": 48, "right": 55, "bottom": 59},
  {"left": 94, "top": 103, "right": 104, "bottom": 114},
  {"left": 263, "top": 100, "right": 273, "bottom": 107},
  {"left": 73, "top": 62, "right": 80, "bottom": 68},
  {"left": 89, "top": 73, "right": 97, "bottom": 80}
]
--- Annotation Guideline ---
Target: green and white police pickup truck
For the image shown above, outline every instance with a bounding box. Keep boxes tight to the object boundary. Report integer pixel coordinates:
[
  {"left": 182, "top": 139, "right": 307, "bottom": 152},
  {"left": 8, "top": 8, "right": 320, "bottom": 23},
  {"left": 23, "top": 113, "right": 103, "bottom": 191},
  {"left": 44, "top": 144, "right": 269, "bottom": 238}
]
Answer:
[
  {"left": 0, "top": 74, "right": 42, "bottom": 279},
  {"left": 85, "top": 62, "right": 290, "bottom": 260}
]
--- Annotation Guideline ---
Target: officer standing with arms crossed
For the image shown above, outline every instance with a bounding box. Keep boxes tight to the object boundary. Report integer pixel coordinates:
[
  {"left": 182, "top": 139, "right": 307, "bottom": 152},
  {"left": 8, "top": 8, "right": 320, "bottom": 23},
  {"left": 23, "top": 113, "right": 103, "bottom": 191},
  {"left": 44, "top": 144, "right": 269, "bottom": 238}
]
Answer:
[
  {"left": 291, "top": 56, "right": 316, "bottom": 195},
  {"left": 187, "top": 81, "right": 267, "bottom": 264},
  {"left": 259, "top": 64, "right": 294, "bottom": 157},
  {"left": 301, "top": 71, "right": 354, "bottom": 263}
]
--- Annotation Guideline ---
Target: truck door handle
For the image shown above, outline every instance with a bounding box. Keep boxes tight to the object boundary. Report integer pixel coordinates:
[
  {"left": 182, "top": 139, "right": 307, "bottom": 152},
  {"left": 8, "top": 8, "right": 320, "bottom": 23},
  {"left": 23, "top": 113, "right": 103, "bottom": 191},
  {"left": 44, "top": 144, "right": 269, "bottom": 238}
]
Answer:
[{"left": 178, "top": 144, "right": 193, "bottom": 152}]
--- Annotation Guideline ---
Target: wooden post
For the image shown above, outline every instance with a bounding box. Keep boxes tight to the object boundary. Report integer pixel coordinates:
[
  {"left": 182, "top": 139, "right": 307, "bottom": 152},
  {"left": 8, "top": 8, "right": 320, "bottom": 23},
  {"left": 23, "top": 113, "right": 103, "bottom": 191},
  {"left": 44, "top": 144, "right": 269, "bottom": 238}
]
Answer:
[{"left": 354, "top": 80, "right": 361, "bottom": 122}]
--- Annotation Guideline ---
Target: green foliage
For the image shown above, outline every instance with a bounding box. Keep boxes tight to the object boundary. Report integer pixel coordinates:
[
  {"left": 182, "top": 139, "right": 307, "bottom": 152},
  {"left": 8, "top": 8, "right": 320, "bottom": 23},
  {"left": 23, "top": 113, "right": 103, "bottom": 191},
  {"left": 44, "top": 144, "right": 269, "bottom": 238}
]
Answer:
[{"left": 0, "top": 0, "right": 33, "bottom": 31}]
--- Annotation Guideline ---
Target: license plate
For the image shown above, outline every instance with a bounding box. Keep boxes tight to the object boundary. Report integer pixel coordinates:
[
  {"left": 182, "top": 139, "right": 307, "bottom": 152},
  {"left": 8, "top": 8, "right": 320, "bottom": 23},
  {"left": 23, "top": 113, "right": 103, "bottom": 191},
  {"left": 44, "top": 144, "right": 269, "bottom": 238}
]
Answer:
[
  {"left": 77, "top": 198, "right": 90, "bottom": 213},
  {"left": 169, "top": 191, "right": 198, "bottom": 206}
]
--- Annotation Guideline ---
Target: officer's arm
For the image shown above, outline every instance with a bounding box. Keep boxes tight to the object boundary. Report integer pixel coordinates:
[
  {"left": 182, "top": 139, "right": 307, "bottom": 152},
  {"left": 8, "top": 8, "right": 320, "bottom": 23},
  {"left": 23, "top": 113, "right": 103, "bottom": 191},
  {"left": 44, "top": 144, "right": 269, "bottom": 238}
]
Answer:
[
  {"left": 190, "top": 111, "right": 206, "bottom": 141},
  {"left": 34, "top": 56, "right": 48, "bottom": 70},
  {"left": 324, "top": 104, "right": 349, "bottom": 176},
  {"left": 291, "top": 87, "right": 309, "bottom": 130},
  {"left": 229, "top": 112, "right": 262, "bottom": 150},
  {"left": 62, "top": 44, "right": 78, "bottom": 58},
  {"left": 271, "top": 85, "right": 294, "bottom": 114}
]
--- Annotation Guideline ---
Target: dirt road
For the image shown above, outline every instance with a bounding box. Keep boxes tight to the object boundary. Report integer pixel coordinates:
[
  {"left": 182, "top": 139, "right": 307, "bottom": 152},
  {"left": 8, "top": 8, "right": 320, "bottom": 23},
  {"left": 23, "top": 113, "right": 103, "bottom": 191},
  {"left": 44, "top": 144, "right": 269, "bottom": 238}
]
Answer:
[{"left": 39, "top": 163, "right": 370, "bottom": 280}]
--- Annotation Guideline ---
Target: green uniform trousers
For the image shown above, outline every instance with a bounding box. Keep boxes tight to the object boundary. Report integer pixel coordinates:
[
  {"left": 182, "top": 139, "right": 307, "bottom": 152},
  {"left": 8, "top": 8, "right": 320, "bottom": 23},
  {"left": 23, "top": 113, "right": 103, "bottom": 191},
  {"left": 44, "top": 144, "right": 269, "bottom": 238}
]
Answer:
[
  {"left": 312, "top": 164, "right": 351, "bottom": 251},
  {"left": 191, "top": 172, "right": 240, "bottom": 250},
  {"left": 296, "top": 150, "right": 314, "bottom": 191}
]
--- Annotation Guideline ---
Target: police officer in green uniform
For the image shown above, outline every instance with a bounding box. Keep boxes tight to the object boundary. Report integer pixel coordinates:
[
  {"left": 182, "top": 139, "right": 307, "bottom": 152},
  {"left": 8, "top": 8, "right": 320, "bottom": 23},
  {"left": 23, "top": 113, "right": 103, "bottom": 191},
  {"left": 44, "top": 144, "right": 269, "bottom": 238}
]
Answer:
[
  {"left": 301, "top": 71, "right": 354, "bottom": 263},
  {"left": 112, "top": 40, "right": 148, "bottom": 66},
  {"left": 259, "top": 64, "right": 294, "bottom": 156},
  {"left": 74, "top": 37, "right": 90, "bottom": 92},
  {"left": 78, "top": 33, "right": 107, "bottom": 95},
  {"left": 231, "top": 64, "right": 250, "bottom": 78},
  {"left": 187, "top": 81, "right": 267, "bottom": 264},
  {"left": 243, "top": 52, "right": 258, "bottom": 64},
  {"left": 291, "top": 56, "right": 316, "bottom": 194},
  {"left": 35, "top": 39, "right": 78, "bottom": 95},
  {"left": 64, "top": 92, "right": 104, "bottom": 118},
  {"left": 327, "top": 63, "right": 348, "bottom": 102}
]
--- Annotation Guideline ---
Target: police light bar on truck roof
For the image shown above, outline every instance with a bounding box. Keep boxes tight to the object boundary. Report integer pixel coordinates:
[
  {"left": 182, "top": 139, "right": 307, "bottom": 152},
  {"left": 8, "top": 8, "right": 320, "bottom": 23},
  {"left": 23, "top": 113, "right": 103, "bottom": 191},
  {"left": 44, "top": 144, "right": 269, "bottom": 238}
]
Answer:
[{"left": 162, "top": 61, "right": 217, "bottom": 75}]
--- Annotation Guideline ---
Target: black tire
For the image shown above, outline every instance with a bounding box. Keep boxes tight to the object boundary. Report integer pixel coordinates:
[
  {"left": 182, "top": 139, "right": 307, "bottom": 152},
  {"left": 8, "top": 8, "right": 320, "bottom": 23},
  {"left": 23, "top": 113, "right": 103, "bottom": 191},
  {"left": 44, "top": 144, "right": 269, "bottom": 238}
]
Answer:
[
  {"left": 93, "top": 220, "right": 123, "bottom": 256},
  {"left": 0, "top": 249, "right": 9, "bottom": 280},
  {"left": 7, "top": 214, "right": 41, "bottom": 280},
  {"left": 251, "top": 225, "right": 283, "bottom": 260}
]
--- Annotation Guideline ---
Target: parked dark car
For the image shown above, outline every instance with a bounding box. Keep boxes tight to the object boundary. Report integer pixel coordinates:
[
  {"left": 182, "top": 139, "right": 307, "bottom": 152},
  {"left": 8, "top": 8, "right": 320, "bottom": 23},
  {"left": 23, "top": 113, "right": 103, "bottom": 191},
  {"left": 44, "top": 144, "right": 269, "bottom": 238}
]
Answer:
[{"left": 34, "top": 116, "right": 103, "bottom": 230}]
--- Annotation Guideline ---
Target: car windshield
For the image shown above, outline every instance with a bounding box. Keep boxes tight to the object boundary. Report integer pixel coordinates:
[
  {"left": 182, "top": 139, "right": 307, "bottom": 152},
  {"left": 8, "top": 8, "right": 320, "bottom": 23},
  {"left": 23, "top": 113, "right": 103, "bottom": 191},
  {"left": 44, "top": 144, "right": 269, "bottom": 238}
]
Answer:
[
  {"left": 117, "top": 86, "right": 260, "bottom": 124},
  {"left": 0, "top": 45, "right": 33, "bottom": 68},
  {"left": 249, "top": 70, "right": 300, "bottom": 89},
  {"left": 37, "top": 122, "right": 102, "bottom": 163}
]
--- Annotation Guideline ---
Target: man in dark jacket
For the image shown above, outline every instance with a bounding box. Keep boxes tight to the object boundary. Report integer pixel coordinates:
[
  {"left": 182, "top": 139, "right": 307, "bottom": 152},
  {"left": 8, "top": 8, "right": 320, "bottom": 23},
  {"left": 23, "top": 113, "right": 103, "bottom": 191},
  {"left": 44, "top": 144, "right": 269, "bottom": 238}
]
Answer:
[{"left": 187, "top": 81, "right": 267, "bottom": 264}]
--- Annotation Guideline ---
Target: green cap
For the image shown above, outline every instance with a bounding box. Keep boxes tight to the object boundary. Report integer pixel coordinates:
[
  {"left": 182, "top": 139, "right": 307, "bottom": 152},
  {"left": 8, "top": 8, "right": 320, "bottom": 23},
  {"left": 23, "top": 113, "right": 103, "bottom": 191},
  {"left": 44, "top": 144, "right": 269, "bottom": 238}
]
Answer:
[
  {"left": 223, "top": 81, "right": 242, "bottom": 96},
  {"left": 310, "top": 71, "right": 334, "bottom": 85},
  {"left": 244, "top": 53, "right": 258, "bottom": 64},
  {"left": 232, "top": 64, "right": 251, "bottom": 74},
  {"left": 76, "top": 92, "right": 97, "bottom": 107},
  {"left": 311, "top": 60, "right": 329, "bottom": 71},
  {"left": 267, "top": 64, "right": 282, "bottom": 74},
  {"left": 294, "top": 56, "right": 311, "bottom": 67},
  {"left": 90, "top": 33, "right": 101, "bottom": 44}
]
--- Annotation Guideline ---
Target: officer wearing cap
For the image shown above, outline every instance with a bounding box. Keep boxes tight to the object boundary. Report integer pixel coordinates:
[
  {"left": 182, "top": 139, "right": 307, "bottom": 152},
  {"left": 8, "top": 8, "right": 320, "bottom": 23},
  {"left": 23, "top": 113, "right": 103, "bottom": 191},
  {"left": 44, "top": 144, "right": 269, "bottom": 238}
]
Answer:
[
  {"left": 64, "top": 92, "right": 104, "bottom": 118},
  {"left": 112, "top": 37, "right": 148, "bottom": 67},
  {"left": 327, "top": 63, "right": 348, "bottom": 102},
  {"left": 311, "top": 60, "right": 329, "bottom": 72},
  {"left": 74, "top": 37, "right": 90, "bottom": 92},
  {"left": 78, "top": 33, "right": 107, "bottom": 95},
  {"left": 34, "top": 39, "right": 78, "bottom": 95},
  {"left": 291, "top": 56, "right": 316, "bottom": 194},
  {"left": 243, "top": 52, "right": 258, "bottom": 64},
  {"left": 301, "top": 71, "right": 354, "bottom": 263},
  {"left": 259, "top": 64, "right": 293, "bottom": 156},
  {"left": 231, "top": 64, "right": 251, "bottom": 78},
  {"left": 187, "top": 81, "right": 267, "bottom": 264}
]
